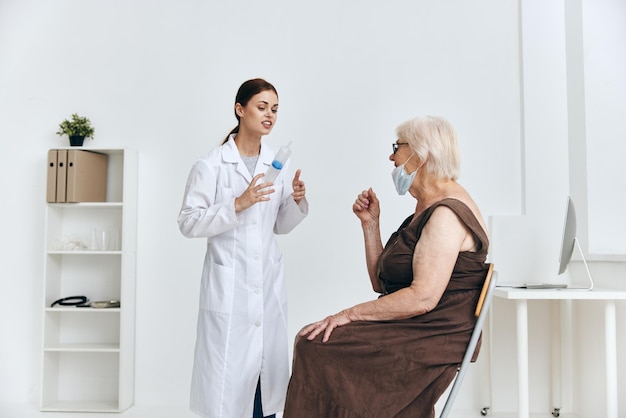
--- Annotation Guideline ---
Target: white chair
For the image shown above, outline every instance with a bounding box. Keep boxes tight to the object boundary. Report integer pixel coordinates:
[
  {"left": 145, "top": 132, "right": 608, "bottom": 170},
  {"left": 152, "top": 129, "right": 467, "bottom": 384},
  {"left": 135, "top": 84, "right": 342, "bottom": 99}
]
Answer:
[{"left": 439, "top": 263, "right": 497, "bottom": 418}]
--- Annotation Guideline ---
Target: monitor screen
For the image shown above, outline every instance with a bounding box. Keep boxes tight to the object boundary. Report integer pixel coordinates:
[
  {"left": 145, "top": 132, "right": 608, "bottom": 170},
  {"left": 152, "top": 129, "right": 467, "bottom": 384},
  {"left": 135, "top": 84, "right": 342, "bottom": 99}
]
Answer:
[{"left": 558, "top": 196, "right": 577, "bottom": 275}]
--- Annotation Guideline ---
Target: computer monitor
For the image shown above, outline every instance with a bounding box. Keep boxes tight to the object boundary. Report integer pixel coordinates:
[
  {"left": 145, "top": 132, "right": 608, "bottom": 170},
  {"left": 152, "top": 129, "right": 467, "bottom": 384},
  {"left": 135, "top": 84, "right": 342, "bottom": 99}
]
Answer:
[
  {"left": 557, "top": 196, "right": 594, "bottom": 290},
  {"left": 558, "top": 196, "right": 576, "bottom": 275}
]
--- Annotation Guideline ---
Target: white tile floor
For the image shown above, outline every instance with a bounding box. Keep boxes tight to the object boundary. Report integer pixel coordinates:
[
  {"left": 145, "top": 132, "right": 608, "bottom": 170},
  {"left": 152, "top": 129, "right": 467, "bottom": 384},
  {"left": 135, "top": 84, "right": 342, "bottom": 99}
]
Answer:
[
  {"left": 0, "top": 404, "right": 198, "bottom": 418},
  {"left": 1, "top": 404, "right": 584, "bottom": 418}
]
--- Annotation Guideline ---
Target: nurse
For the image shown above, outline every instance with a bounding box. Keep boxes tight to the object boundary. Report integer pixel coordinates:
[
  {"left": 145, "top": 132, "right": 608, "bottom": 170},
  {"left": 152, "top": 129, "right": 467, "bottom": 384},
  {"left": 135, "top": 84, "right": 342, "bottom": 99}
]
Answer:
[{"left": 178, "top": 78, "right": 309, "bottom": 418}]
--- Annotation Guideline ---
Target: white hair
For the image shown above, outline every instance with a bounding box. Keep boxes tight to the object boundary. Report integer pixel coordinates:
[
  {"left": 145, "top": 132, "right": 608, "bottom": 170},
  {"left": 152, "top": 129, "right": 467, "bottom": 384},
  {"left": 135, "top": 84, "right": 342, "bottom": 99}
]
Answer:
[{"left": 395, "top": 115, "right": 460, "bottom": 180}]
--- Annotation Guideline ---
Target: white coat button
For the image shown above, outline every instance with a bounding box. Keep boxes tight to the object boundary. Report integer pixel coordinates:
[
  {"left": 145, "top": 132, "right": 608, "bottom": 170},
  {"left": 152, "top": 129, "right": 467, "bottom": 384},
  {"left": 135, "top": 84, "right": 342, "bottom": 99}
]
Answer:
[
  {"left": 255, "top": 321, "right": 261, "bottom": 327},
  {"left": 255, "top": 288, "right": 262, "bottom": 294},
  {"left": 253, "top": 255, "right": 260, "bottom": 261}
]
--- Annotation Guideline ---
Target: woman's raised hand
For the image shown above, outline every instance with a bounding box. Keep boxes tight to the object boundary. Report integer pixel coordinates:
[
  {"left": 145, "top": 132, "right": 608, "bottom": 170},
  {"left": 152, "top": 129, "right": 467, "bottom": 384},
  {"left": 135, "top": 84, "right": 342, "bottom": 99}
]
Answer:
[
  {"left": 234, "top": 173, "right": 274, "bottom": 212},
  {"left": 352, "top": 187, "right": 380, "bottom": 224},
  {"left": 291, "top": 169, "right": 306, "bottom": 204}
]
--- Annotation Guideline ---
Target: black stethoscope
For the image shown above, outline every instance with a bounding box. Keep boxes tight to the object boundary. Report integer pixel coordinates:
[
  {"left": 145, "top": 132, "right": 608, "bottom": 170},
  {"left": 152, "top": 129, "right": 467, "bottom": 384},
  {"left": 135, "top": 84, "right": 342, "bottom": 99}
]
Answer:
[
  {"left": 50, "top": 296, "right": 121, "bottom": 308},
  {"left": 50, "top": 295, "right": 91, "bottom": 307}
]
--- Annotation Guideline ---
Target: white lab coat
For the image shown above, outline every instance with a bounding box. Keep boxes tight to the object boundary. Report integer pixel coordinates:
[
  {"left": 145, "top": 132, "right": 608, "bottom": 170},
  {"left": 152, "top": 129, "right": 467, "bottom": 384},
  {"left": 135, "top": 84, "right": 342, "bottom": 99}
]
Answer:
[{"left": 178, "top": 136, "right": 308, "bottom": 418}]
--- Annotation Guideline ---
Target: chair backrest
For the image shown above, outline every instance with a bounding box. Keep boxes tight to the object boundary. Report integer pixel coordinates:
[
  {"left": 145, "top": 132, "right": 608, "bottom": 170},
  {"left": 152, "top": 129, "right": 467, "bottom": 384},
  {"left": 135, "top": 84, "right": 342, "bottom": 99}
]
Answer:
[{"left": 439, "top": 263, "right": 497, "bottom": 418}]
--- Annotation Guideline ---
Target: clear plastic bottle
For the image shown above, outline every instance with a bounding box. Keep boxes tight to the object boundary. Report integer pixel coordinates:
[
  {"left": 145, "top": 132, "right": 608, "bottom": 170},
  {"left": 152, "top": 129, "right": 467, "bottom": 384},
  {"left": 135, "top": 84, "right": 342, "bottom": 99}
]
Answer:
[{"left": 264, "top": 141, "right": 292, "bottom": 183}]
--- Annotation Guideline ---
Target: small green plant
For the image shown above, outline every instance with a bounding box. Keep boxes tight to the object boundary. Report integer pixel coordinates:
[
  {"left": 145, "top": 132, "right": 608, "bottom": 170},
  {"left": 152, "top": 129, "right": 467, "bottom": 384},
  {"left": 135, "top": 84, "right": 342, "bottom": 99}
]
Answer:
[{"left": 56, "top": 113, "right": 95, "bottom": 139}]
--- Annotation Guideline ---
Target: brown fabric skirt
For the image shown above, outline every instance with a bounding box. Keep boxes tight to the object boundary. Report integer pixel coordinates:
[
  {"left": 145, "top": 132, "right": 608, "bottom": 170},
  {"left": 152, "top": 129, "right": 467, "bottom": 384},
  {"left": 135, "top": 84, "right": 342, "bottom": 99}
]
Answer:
[{"left": 283, "top": 289, "right": 481, "bottom": 418}]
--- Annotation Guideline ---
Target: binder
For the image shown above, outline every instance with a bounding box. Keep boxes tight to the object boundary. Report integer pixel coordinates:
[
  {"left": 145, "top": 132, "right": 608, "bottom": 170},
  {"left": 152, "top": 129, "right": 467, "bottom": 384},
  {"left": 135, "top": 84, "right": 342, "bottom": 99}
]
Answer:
[
  {"left": 65, "top": 150, "right": 108, "bottom": 202},
  {"left": 55, "top": 150, "right": 68, "bottom": 203},
  {"left": 46, "top": 150, "right": 58, "bottom": 203},
  {"left": 46, "top": 149, "right": 109, "bottom": 203}
]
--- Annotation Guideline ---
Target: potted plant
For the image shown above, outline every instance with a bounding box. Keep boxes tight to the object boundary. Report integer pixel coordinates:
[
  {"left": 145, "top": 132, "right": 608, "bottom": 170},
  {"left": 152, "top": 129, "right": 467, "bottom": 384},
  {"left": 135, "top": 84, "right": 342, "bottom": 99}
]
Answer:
[{"left": 56, "top": 113, "right": 95, "bottom": 146}]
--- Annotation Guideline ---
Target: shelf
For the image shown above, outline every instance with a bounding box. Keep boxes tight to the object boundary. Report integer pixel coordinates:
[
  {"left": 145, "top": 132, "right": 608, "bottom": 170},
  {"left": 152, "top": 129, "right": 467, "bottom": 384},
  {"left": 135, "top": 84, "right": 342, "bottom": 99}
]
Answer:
[
  {"left": 41, "top": 351, "right": 122, "bottom": 411},
  {"left": 41, "top": 399, "right": 122, "bottom": 413},
  {"left": 43, "top": 309, "right": 121, "bottom": 349},
  {"left": 48, "top": 202, "right": 123, "bottom": 208},
  {"left": 41, "top": 147, "right": 137, "bottom": 412},
  {"left": 47, "top": 250, "right": 123, "bottom": 255},
  {"left": 46, "top": 307, "right": 121, "bottom": 313},
  {"left": 44, "top": 342, "right": 120, "bottom": 352}
]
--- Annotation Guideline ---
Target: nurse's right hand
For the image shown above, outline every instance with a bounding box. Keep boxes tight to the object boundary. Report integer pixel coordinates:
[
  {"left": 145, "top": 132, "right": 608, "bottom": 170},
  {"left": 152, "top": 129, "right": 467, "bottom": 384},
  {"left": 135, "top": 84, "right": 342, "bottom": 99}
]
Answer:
[{"left": 234, "top": 173, "right": 274, "bottom": 212}]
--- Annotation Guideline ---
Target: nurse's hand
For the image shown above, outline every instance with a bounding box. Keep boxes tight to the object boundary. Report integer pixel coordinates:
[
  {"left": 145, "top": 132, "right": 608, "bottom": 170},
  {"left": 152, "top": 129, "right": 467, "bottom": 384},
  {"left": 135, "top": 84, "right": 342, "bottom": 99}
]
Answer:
[
  {"left": 234, "top": 173, "right": 274, "bottom": 212},
  {"left": 299, "top": 309, "right": 354, "bottom": 343},
  {"left": 292, "top": 169, "right": 306, "bottom": 204}
]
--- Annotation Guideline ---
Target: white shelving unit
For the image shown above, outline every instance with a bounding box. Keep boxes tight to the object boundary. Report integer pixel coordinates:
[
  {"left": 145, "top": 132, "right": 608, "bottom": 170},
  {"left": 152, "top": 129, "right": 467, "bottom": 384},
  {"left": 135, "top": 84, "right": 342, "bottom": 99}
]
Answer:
[{"left": 40, "top": 148, "right": 138, "bottom": 412}]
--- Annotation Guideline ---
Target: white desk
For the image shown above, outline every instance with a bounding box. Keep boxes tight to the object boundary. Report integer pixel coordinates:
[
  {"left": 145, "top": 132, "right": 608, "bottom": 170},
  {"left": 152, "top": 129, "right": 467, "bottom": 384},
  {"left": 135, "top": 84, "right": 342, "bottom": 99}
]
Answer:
[{"left": 493, "top": 287, "right": 626, "bottom": 418}]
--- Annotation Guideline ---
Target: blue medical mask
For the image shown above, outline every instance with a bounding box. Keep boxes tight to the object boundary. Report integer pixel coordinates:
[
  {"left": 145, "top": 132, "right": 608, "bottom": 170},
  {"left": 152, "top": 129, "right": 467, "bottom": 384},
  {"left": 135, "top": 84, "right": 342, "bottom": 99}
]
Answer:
[{"left": 391, "top": 153, "right": 417, "bottom": 195}]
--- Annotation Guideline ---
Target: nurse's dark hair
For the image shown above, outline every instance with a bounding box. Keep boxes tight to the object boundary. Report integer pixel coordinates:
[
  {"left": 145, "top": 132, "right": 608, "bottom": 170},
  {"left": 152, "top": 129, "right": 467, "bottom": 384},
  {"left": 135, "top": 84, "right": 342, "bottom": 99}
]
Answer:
[{"left": 222, "top": 78, "right": 278, "bottom": 144}]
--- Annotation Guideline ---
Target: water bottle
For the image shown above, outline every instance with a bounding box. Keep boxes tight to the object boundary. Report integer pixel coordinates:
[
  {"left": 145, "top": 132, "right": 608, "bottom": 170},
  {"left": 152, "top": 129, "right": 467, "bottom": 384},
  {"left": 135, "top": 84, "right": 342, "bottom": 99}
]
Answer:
[{"left": 264, "top": 141, "right": 292, "bottom": 183}]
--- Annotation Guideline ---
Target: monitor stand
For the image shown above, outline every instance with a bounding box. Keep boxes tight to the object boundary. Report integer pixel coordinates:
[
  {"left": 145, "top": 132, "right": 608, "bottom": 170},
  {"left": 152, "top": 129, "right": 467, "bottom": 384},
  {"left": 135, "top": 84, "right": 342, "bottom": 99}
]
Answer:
[{"left": 567, "top": 237, "right": 594, "bottom": 291}]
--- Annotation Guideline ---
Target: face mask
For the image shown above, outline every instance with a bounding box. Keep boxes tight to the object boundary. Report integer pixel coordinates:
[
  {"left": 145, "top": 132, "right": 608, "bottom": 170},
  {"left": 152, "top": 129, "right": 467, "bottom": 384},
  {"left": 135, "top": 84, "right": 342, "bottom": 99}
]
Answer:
[{"left": 391, "top": 154, "right": 417, "bottom": 195}]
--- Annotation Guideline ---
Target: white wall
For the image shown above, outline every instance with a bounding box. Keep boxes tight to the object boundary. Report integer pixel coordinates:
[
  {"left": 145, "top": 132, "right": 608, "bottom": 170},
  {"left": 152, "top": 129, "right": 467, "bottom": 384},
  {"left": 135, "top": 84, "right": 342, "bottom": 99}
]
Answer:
[
  {"left": 580, "top": 0, "right": 626, "bottom": 255},
  {"left": 0, "top": 0, "right": 623, "bottom": 416}
]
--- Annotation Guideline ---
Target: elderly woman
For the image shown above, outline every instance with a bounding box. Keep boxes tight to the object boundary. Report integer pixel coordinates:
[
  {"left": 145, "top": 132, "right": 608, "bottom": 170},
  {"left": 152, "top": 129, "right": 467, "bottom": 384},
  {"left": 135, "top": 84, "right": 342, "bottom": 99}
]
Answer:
[{"left": 283, "top": 116, "right": 490, "bottom": 418}]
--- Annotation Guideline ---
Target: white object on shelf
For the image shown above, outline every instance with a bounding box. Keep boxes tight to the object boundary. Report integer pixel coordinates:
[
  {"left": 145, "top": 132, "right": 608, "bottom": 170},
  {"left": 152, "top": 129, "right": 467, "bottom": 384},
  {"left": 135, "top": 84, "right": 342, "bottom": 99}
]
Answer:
[{"left": 40, "top": 148, "right": 138, "bottom": 413}]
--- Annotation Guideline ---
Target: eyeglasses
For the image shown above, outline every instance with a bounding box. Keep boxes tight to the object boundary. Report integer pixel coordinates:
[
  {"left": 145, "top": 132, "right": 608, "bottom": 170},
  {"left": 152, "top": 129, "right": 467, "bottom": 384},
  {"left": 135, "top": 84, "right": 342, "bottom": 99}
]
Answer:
[{"left": 392, "top": 142, "right": 409, "bottom": 154}]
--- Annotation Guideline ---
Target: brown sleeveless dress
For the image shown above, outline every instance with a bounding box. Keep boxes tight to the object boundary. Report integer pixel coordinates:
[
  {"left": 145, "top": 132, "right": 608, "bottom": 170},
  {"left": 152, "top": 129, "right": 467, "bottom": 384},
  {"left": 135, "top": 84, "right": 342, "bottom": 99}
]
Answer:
[{"left": 283, "top": 198, "right": 490, "bottom": 418}]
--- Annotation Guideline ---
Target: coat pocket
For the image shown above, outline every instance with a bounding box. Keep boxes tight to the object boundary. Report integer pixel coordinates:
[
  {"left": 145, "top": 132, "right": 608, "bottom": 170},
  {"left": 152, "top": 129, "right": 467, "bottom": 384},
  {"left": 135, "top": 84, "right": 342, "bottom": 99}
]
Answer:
[{"left": 200, "top": 261, "right": 235, "bottom": 314}]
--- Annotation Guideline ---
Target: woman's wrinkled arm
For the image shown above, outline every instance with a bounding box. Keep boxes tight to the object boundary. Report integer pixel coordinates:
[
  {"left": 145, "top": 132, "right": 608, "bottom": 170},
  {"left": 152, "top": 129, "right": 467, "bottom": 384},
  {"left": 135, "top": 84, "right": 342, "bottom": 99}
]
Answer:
[
  {"left": 353, "top": 188, "right": 384, "bottom": 293},
  {"left": 302, "top": 206, "right": 470, "bottom": 342}
]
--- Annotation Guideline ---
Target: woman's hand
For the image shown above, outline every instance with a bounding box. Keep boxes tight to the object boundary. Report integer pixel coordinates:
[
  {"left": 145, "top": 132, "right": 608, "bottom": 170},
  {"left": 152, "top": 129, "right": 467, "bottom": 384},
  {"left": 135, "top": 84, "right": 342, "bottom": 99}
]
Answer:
[
  {"left": 234, "top": 173, "right": 274, "bottom": 212},
  {"left": 352, "top": 187, "right": 380, "bottom": 224},
  {"left": 299, "top": 309, "right": 354, "bottom": 343},
  {"left": 292, "top": 169, "right": 306, "bottom": 204}
]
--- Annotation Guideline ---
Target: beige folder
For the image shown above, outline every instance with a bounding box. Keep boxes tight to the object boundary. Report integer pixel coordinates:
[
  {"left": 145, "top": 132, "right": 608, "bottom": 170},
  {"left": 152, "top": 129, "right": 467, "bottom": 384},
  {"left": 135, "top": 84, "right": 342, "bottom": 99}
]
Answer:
[
  {"left": 46, "top": 150, "right": 58, "bottom": 203},
  {"left": 55, "top": 150, "right": 68, "bottom": 203},
  {"left": 65, "top": 150, "right": 108, "bottom": 202}
]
